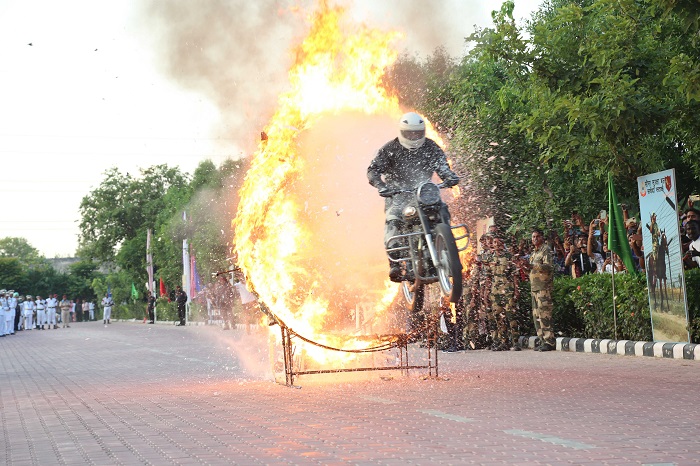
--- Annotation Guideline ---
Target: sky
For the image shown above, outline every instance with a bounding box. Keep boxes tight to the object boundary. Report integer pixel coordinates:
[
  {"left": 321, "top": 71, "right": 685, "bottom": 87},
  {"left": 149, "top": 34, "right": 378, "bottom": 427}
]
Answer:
[{"left": 0, "top": 0, "right": 541, "bottom": 258}]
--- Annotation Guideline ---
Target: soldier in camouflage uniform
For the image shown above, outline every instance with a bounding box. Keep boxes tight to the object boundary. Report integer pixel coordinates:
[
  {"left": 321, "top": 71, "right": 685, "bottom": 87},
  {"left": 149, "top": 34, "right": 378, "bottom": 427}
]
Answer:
[
  {"left": 489, "top": 235, "right": 520, "bottom": 350},
  {"left": 464, "top": 251, "right": 484, "bottom": 349},
  {"left": 528, "top": 229, "right": 556, "bottom": 351},
  {"left": 479, "top": 234, "right": 494, "bottom": 348}
]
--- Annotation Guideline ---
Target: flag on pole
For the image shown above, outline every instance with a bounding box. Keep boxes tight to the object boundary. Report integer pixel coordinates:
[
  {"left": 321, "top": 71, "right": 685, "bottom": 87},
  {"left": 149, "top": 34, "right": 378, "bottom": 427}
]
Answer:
[
  {"left": 183, "top": 239, "right": 191, "bottom": 304},
  {"left": 190, "top": 250, "right": 203, "bottom": 299},
  {"left": 146, "top": 229, "right": 154, "bottom": 294},
  {"left": 607, "top": 173, "right": 638, "bottom": 274},
  {"left": 159, "top": 277, "right": 168, "bottom": 300},
  {"left": 131, "top": 283, "right": 139, "bottom": 300}
]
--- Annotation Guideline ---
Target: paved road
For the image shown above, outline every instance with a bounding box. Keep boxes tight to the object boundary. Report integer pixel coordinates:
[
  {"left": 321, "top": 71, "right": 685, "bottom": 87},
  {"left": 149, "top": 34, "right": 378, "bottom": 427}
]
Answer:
[{"left": 1, "top": 321, "right": 699, "bottom": 465}]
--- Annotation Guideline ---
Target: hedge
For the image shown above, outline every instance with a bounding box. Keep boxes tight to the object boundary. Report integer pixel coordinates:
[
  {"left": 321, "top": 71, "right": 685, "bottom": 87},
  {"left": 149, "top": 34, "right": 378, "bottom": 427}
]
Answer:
[{"left": 516, "top": 270, "right": 700, "bottom": 343}]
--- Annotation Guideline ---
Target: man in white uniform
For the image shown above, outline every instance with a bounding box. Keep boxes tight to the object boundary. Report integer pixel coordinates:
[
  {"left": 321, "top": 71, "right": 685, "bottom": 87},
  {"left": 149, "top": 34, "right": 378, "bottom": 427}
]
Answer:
[
  {"left": 35, "top": 295, "right": 47, "bottom": 330},
  {"left": 23, "top": 296, "right": 35, "bottom": 330},
  {"left": 89, "top": 300, "right": 95, "bottom": 321},
  {"left": 46, "top": 294, "right": 59, "bottom": 329},
  {"left": 7, "top": 291, "right": 18, "bottom": 335},
  {"left": 101, "top": 293, "right": 113, "bottom": 324},
  {"left": 0, "top": 290, "right": 8, "bottom": 336}
]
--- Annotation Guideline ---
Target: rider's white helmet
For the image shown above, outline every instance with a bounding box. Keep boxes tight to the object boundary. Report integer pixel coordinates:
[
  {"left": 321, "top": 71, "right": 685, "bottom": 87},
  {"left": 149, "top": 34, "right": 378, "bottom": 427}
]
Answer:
[{"left": 398, "top": 112, "right": 426, "bottom": 150}]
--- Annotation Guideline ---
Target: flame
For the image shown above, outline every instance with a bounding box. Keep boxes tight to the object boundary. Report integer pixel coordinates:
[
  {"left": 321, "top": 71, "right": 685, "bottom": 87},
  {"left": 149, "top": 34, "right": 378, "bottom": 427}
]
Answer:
[{"left": 234, "top": 1, "right": 446, "bottom": 367}]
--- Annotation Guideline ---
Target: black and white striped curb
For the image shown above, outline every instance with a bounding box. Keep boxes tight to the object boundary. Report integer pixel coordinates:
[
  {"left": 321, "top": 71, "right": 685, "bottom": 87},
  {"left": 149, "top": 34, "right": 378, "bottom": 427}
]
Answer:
[{"left": 519, "top": 336, "right": 699, "bottom": 360}]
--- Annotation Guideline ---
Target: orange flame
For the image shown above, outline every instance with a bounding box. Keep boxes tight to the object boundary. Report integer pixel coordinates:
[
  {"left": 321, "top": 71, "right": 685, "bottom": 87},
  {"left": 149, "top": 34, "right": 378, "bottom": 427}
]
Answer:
[{"left": 234, "top": 2, "right": 445, "bottom": 366}]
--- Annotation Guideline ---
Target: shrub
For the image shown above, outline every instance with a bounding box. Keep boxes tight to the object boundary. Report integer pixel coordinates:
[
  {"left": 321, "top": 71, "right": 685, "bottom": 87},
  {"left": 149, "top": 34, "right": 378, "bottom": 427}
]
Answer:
[
  {"left": 552, "top": 276, "right": 585, "bottom": 338},
  {"left": 112, "top": 301, "right": 144, "bottom": 320},
  {"left": 566, "top": 273, "right": 652, "bottom": 341},
  {"left": 155, "top": 297, "right": 178, "bottom": 321}
]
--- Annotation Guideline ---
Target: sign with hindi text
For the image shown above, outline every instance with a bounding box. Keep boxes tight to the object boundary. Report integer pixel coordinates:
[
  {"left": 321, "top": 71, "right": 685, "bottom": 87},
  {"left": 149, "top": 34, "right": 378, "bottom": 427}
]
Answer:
[{"left": 637, "top": 169, "right": 689, "bottom": 342}]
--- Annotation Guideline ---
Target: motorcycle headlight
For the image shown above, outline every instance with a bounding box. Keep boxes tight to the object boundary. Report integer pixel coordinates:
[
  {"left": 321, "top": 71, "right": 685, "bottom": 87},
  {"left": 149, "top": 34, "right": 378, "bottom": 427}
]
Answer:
[
  {"left": 416, "top": 182, "right": 441, "bottom": 205},
  {"left": 403, "top": 205, "right": 418, "bottom": 219}
]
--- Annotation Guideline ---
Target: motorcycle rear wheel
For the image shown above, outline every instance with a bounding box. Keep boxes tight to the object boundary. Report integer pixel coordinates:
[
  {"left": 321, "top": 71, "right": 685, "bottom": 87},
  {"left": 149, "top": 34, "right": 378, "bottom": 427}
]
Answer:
[
  {"left": 434, "top": 223, "right": 463, "bottom": 302},
  {"left": 402, "top": 280, "right": 424, "bottom": 314}
]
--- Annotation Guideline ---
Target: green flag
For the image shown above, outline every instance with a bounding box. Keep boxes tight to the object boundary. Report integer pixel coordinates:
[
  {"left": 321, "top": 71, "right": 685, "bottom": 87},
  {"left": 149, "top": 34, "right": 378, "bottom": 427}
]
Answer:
[
  {"left": 131, "top": 283, "right": 139, "bottom": 300},
  {"left": 607, "top": 173, "right": 637, "bottom": 274}
]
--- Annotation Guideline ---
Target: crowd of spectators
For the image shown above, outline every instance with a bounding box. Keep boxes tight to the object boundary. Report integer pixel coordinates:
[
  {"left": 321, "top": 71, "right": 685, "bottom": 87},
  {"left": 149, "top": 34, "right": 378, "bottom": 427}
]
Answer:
[
  {"left": 0, "top": 290, "right": 98, "bottom": 336},
  {"left": 441, "top": 202, "right": 700, "bottom": 352}
]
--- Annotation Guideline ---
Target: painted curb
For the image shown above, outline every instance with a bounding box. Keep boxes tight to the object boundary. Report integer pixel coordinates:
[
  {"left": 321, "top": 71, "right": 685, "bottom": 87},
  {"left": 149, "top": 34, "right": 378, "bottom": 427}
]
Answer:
[{"left": 518, "top": 335, "right": 698, "bottom": 361}]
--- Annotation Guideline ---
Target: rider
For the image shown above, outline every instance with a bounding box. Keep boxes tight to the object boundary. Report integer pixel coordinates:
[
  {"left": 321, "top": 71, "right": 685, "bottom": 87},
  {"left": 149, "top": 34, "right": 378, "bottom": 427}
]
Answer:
[{"left": 367, "top": 112, "right": 459, "bottom": 282}]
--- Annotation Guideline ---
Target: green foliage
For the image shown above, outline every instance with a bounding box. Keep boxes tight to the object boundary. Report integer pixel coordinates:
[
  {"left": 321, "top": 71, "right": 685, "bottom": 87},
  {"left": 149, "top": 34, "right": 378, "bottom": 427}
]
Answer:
[
  {"left": 77, "top": 159, "right": 247, "bottom": 299},
  {"left": 384, "top": 46, "right": 456, "bottom": 113},
  {"left": 25, "top": 266, "right": 69, "bottom": 297},
  {"left": 0, "top": 257, "right": 27, "bottom": 291},
  {"left": 551, "top": 276, "right": 586, "bottom": 338},
  {"left": 568, "top": 273, "right": 652, "bottom": 340},
  {"left": 78, "top": 164, "right": 190, "bottom": 267},
  {"left": 0, "top": 237, "right": 48, "bottom": 270},
  {"left": 416, "top": 0, "right": 700, "bottom": 234},
  {"left": 155, "top": 297, "right": 178, "bottom": 321},
  {"left": 112, "top": 301, "right": 144, "bottom": 321},
  {"left": 67, "top": 261, "right": 102, "bottom": 300}
]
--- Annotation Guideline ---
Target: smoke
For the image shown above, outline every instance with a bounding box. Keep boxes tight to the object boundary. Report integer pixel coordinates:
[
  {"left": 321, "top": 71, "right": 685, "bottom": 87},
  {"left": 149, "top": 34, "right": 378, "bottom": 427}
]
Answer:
[
  {"left": 351, "top": 0, "right": 489, "bottom": 57},
  {"left": 141, "top": 0, "right": 308, "bottom": 154},
  {"left": 139, "top": 0, "right": 485, "bottom": 155}
]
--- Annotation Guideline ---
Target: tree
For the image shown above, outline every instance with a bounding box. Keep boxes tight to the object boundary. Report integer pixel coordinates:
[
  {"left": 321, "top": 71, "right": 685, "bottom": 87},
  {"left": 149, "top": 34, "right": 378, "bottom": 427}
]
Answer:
[
  {"left": 421, "top": 0, "right": 700, "bottom": 234},
  {"left": 78, "top": 164, "right": 190, "bottom": 267},
  {"left": 0, "top": 257, "right": 27, "bottom": 291},
  {"left": 0, "top": 237, "right": 48, "bottom": 270},
  {"left": 67, "top": 261, "right": 102, "bottom": 300},
  {"left": 77, "top": 159, "right": 248, "bottom": 305}
]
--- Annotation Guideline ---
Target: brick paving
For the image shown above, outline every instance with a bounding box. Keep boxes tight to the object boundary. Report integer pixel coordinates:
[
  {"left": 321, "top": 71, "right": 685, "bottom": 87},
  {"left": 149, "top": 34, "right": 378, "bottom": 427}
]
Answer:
[{"left": 1, "top": 321, "right": 699, "bottom": 465}]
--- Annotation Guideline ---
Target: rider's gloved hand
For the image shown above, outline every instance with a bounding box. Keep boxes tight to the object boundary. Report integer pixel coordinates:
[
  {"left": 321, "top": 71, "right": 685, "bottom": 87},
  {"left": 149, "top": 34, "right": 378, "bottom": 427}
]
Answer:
[
  {"left": 378, "top": 187, "right": 394, "bottom": 197},
  {"left": 438, "top": 177, "right": 459, "bottom": 189}
]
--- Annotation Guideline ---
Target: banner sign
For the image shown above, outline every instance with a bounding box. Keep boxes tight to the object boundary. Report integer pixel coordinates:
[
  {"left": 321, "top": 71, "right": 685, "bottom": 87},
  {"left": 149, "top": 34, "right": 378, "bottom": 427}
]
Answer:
[{"left": 637, "top": 169, "right": 689, "bottom": 342}]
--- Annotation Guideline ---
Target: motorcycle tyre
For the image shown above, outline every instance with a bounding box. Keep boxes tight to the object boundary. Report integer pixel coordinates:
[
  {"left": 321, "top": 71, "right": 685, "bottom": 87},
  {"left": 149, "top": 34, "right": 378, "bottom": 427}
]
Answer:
[
  {"left": 402, "top": 280, "right": 425, "bottom": 314},
  {"left": 434, "top": 223, "right": 463, "bottom": 303}
]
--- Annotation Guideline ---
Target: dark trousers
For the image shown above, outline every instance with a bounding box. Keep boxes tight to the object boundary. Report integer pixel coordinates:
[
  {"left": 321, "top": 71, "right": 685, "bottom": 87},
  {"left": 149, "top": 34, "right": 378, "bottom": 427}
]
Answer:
[
  {"left": 443, "top": 310, "right": 465, "bottom": 350},
  {"left": 178, "top": 305, "right": 186, "bottom": 325},
  {"left": 148, "top": 308, "right": 155, "bottom": 323}
]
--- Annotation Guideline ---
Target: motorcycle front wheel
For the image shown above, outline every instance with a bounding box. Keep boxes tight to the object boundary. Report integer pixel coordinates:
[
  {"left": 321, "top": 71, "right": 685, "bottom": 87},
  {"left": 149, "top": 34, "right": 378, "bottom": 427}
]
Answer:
[
  {"left": 433, "top": 223, "right": 463, "bottom": 302},
  {"left": 402, "top": 280, "right": 424, "bottom": 314}
]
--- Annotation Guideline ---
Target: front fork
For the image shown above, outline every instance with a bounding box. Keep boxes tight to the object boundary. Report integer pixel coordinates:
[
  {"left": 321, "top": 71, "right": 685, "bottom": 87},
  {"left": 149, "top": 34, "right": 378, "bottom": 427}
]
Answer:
[{"left": 418, "top": 208, "right": 441, "bottom": 269}]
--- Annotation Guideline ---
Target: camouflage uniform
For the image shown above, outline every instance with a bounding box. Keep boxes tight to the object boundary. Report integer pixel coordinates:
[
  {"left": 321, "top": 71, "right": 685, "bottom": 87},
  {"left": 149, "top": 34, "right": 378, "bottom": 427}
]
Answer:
[
  {"left": 479, "top": 248, "right": 494, "bottom": 345},
  {"left": 464, "top": 259, "right": 484, "bottom": 349},
  {"left": 489, "top": 248, "right": 518, "bottom": 349},
  {"left": 529, "top": 243, "right": 555, "bottom": 347}
]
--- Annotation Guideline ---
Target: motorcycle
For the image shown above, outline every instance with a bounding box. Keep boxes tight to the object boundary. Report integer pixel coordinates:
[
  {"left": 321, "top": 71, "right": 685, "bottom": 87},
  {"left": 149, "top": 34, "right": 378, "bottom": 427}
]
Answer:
[{"left": 385, "top": 181, "right": 469, "bottom": 313}]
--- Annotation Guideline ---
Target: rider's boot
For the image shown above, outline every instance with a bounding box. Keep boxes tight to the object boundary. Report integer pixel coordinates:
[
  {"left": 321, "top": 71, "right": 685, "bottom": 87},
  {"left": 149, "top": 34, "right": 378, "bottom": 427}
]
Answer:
[
  {"left": 387, "top": 239, "right": 403, "bottom": 282},
  {"left": 389, "top": 259, "right": 402, "bottom": 283}
]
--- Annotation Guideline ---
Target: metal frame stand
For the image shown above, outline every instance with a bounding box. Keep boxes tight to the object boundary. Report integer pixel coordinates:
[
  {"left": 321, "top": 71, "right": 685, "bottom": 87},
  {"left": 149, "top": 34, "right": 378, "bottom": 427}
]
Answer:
[{"left": 276, "top": 317, "right": 439, "bottom": 388}]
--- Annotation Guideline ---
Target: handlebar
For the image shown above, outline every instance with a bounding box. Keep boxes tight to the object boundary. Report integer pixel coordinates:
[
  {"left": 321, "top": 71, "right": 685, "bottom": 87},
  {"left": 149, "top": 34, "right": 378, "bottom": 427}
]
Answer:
[{"left": 381, "top": 183, "right": 454, "bottom": 198}]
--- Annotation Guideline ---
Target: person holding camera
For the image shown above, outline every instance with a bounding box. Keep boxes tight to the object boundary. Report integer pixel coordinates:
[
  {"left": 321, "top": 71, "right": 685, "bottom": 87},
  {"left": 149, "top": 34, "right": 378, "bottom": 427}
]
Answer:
[
  {"left": 565, "top": 233, "right": 597, "bottom": 277},
  {"left": 586, "top": 217, "right": 606, "bottom": 270},
  {"left": 683, "top": 219, "right": 700, "bottom": 269}
]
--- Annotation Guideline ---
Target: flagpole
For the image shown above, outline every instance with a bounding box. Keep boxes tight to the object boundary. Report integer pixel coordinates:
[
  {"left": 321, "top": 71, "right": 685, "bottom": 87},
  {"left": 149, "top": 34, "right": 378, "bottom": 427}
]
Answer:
[
  {"left": 611, "top": 252, "right": 618, "bottom": 340},
  {"left": 183, "top": 239, "right": 191, "bottom": 326}
]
